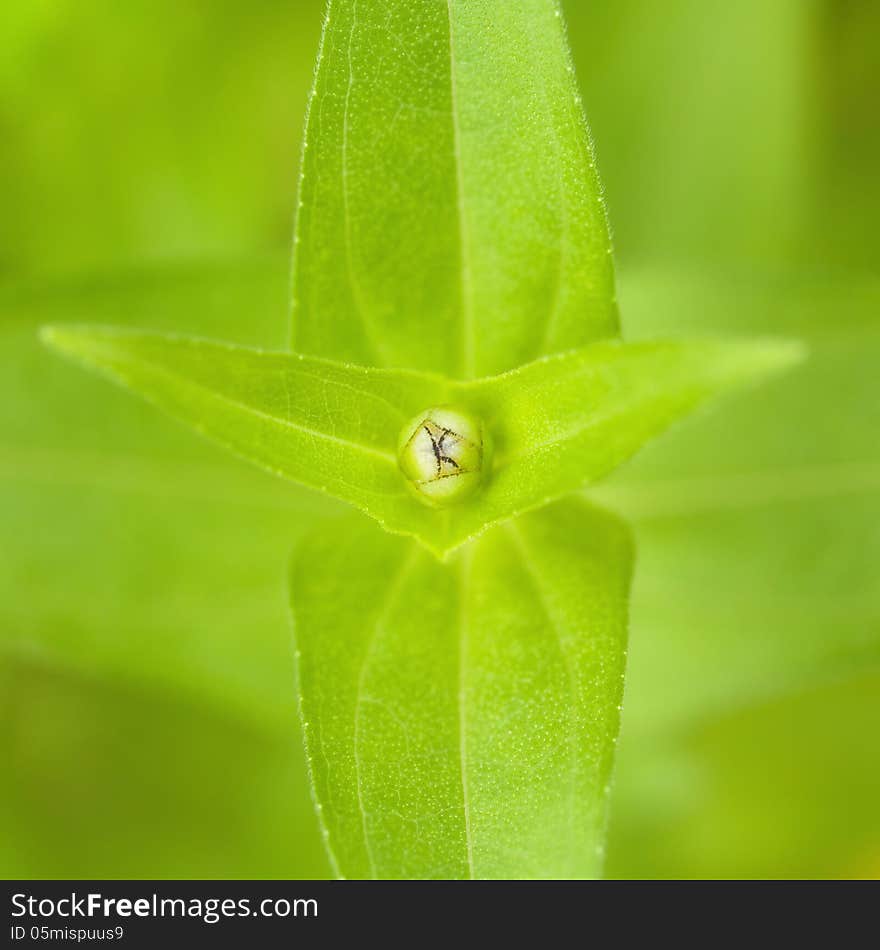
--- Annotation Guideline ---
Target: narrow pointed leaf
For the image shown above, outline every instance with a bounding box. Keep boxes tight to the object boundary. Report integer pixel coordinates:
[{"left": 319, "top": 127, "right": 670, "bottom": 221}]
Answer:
[
  {"left": 451, "top": 338, "right": 807, "bottom": 552},
  {"left": 40, "top": 325, "right": 448, "bottom": 533},
  {"left": 291, "top": 498, "right": 632, "bottom": 879},
  {"left": 42, "top": 326, "right": 805, "bottom": 557},
  {"left": 291, "top": 0, "right": 617, "bottom": 377}
]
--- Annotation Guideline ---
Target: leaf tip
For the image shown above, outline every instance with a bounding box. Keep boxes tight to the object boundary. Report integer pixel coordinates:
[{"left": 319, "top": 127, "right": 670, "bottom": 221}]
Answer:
[
  {"left": 39, "top": 323, "right": 134, "bottom": 376},
  {"left": 39, "top": 323, "right": 99, "bottom": 361},
  {"left": 38, "top": 323, "right": 66, "bottom": 351}
]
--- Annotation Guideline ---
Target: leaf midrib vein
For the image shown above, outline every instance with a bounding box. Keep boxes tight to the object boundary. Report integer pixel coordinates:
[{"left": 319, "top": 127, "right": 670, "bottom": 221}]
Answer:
[
  {"left": 507, "top": 521, "right": 579, "bottom": 877},
  {"left": 341, "top": 0, "right": 386, "bottom": 366},
  {"left": 352, "top": 548, "right": 420, "bottom": 879},
  {"left": 111, "top": 356, "right": 400, "bottom": 466},
  {"left": 446, "top": 0, "right": 475, "bottom": 379},
  {"left": 492, "top": 393, "right": 649, "bottom": 470},
  {"left": 458, "top": 545, "right": 476, "bottom": 879}
]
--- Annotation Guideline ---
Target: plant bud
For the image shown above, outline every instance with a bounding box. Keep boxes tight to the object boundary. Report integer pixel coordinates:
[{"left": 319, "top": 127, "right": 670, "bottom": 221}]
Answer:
[{"left": 397, "top": 406, "right": 488, "bottom": 508}]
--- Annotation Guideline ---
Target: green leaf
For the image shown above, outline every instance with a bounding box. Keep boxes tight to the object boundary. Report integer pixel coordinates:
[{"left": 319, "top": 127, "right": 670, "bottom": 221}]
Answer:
[
  {"left": 8, "top": 262, "right": 878, "bottom": 879},
  {"left": 291, "top": 0, "right": 616, "bottom": 377},
  {"left": 42, "top": 325, "right": 804, "bottom": 557},
  {"left": 40, "top": 323, "right": 449, "bottom": 541},
  {"left": 291, "top": 498, "right": 632, "bottom": 879},
  {"left": 457, "top": 337, "right": 805, "bottom": 551}
]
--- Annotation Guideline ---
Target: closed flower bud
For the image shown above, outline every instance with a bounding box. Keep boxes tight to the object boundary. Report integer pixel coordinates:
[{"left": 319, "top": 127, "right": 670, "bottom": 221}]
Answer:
[{"left": 398, "top": 406, "right": 488, "bottom": 508}]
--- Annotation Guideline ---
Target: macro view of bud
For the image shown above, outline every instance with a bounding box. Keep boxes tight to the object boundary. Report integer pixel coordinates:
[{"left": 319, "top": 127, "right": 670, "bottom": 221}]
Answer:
[{"left": 1, "top": 0, "right": 877, "bottom": 918}]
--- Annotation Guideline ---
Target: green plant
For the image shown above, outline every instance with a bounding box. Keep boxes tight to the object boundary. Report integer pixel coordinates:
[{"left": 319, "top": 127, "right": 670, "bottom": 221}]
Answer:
[{"left": 41, "top": 0, "right": 802, "bottom": 879}]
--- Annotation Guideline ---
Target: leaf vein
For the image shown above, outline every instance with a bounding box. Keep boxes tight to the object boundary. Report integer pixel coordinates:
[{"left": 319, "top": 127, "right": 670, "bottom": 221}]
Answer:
[
  {"left": 352, "top": 548, "right": 421, "bottom": 879},
  {"left": 458, "top": 545, "right": 476, "bottom": 879},
  {"left": 341, "top": 0, "right": 386, "bottom": 365},
  {"left": 446, "top": 0, "right": 475, "bottom": 379},
  {"left": 507, "top": 521, "right": 579, "bottom": 877}
]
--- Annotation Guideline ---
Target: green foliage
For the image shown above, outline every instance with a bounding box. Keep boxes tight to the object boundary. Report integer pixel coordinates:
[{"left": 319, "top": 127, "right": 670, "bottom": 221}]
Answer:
[
  {"left": 42, "top": 326, "right": 801, "bottom": 558},
  {"left": 291, "top": 500, "right": 631, "bottom": 879},
  {"left": 2, "top": 0, "right": 877, "bottom": 882},
  {"left": 33, "top": 0, "right": 809, "bottom": 881},
  {"left": 4, "top": 264, "right": 876, "bottom": 879},
  {"left": 292, "top": 0, "right": 616, "bottom": 376}
]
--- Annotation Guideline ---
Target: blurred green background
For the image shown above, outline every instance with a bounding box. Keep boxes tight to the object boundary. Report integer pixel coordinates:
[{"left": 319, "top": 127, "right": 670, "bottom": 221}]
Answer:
[{"left": 1, "top": 0, "right": 877, "bottom": 879}]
